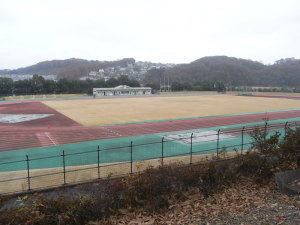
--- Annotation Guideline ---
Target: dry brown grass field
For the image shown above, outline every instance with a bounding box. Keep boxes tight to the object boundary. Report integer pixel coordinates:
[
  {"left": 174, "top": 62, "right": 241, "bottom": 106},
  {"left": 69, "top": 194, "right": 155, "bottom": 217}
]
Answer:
[{"left": 43, "top": 95, "right": 300, "bottom": 126}]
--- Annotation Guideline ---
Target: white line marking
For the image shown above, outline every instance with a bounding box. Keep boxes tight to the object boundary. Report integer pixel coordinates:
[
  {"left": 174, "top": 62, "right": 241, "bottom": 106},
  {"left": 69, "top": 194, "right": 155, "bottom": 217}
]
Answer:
[
  {"left": 44, "top": 132, "right": 57, "bottom": 146},
  {"left": 100, "top": 127, "right": 122, "bottom": 136}
]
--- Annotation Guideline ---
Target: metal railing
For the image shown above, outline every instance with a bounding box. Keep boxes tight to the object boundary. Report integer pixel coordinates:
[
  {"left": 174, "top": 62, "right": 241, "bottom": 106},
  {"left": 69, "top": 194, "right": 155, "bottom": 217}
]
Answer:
[{"left": 0, "top": 121, "right": 298, "bottom": 195}]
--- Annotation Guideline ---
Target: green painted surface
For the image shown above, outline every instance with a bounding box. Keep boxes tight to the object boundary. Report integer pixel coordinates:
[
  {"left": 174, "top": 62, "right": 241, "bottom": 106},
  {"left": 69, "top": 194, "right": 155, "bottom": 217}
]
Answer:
[{"left": 0, "top": 117, "right": 299, "bottom": 172}]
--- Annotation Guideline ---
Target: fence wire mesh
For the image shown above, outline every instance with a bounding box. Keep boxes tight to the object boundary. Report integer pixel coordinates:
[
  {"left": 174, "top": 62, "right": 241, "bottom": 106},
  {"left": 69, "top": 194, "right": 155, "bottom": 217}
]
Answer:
[{"left": 0, "top": 121, "right": 299, "bottom": 195}]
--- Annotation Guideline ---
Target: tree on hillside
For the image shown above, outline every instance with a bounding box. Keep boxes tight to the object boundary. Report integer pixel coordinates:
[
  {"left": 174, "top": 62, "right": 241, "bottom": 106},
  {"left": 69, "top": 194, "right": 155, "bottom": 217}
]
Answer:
[
  {"left": 142, "top": 56, "right": 300, "bottom": 87},
  {"left": 94, "top": 79, "right": 106, "bottom": 88},
  {"left": 30, "top": 74, "right": 45, "bottom": 94},
  {"left": 215, "top": 81, "right": 226, "bottom": 92},
  {"left": 143, "top": 67, "right": 166, "bottom": 84},
  {"left": 198, "top": 81, "right": 214, "bottom": 91},
  {"left": 171, "top": 82, "right": 184, "bottom": 91},
  {"left": 182, "top": 82, "right": 193, "bottom": 91},
  {"left": 0, "top": 78, "right": 13, "bottom": 96},
  {"left": 106, "top": 78, "right": 119, "bottom": 87},
  {"left": 13, "top": 79, "right": 31, "bottom": 95},
  {"left": 0, "top": 76, "right": 143, "bottom": 96},
  {"left": 44, "top": 80, "right": 57, "bottom": 94},
  {"left": 57, "top": 78, "right": 71, "bottom": 93},
  {"left": 118, "top": 75, "right": 131, "bottom": 85},
  {"left": 117, "top": 75, "right": 140, "bottom": 87},
  {"left": 144, "top": 82, "right": 160, "bottom": 93}
]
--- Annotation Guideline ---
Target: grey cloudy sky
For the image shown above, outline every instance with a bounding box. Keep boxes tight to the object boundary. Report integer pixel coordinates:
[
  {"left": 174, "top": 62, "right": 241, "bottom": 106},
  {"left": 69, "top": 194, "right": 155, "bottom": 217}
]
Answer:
[{"left": 1, "top": 0, "right": 300, "bottom": 69}]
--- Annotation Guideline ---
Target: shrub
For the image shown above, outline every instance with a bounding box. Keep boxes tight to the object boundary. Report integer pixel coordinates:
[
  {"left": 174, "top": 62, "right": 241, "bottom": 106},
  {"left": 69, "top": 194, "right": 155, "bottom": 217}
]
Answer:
[
  {"left": 199, "top": 160, "right": 237, "bottom": 196},
  {"left": 250, "top": 127, "right": 281, "bottom": 154},
  {"left": 279, "top": 127, "right": 300, "bottom": 168},
  {"left": 237, "top": 152, "right": 277, "bottom": 183}
]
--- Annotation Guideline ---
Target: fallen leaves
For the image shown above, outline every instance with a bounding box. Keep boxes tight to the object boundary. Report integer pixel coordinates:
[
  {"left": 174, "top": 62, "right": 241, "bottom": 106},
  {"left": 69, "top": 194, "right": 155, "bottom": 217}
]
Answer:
[{"left": 92, "top": 177, "right": 300, "bottom": 225}]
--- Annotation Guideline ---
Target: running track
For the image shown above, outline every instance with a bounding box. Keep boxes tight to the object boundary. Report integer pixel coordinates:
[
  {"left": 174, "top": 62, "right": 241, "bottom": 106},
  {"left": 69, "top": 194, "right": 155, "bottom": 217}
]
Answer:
[{"left": 0, "top": 101, "right": 299, "bottom": 151}]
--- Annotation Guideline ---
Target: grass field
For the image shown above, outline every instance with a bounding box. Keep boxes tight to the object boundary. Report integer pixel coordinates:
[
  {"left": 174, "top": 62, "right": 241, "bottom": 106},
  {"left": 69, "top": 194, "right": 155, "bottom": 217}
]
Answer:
[{"left": 43, "top": 95, "right": 300, "bottom": 126}]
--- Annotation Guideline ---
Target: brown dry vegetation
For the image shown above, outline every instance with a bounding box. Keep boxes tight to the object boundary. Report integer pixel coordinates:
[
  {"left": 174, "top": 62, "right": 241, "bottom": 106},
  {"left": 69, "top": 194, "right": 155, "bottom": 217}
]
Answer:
[
  {"left": 0, "top": 127, "right": 299, "bottom": 225},
  {"left": 43, "top": 95, "right": 300, "bottom": 126},
  {"left": 95, "top": 178, "right": 300, "bottom": 225}
]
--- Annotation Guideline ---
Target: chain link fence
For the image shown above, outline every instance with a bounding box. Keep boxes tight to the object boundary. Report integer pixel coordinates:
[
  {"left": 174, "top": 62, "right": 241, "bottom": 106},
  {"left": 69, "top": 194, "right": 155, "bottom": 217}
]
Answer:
[{"left": 0, "top": 121, "right": 298, "bottom": 195}]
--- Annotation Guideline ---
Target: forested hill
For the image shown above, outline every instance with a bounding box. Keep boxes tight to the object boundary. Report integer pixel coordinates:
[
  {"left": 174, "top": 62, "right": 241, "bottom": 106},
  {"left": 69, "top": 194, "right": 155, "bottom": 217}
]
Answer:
[
  {"left": 2, "top": 56, "right": 300, "bottom": 87},
  {"left": 143, "top": 56, "right": 300, "bottom": 87},
  {"left": 0, "top": 58, "right": 136, "bottom": 79}
]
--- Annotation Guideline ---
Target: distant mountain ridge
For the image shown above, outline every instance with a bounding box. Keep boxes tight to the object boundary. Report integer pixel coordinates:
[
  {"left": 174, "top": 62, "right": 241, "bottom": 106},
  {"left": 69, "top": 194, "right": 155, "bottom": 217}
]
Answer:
[
  {"left": 0, "top": 58, "right": 87, "bottom": 75},
  {"left": 1, "top": 56, "right": 300, "bottom": 87},
  {"left": 144, "top": 56, "right": 300, "bottom": 87},
  {"left": 0, "top": 58, "right": 137, "bottom": 79}
]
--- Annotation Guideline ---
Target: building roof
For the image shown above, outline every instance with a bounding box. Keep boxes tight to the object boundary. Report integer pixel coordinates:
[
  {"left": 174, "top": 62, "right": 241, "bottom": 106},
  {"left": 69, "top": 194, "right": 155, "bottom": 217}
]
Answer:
[
  {"left": 114, "top": 85, "right": 131, "bottom": 89},
  {"left": 93, "top": 85, "right": 151, "bottom": 91}
]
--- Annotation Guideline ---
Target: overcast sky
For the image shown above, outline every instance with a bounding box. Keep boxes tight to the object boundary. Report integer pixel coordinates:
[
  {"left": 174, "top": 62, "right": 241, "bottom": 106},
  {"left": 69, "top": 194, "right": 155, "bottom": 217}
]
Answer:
[{"left": 1, "top": 0, "right": 300, "bottom": 69}]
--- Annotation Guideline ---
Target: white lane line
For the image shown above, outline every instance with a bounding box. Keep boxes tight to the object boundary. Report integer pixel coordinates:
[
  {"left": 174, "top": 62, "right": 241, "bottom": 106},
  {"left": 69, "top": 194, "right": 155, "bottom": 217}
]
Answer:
[
  {"left": 45, "top": 132, "right": 57, "bottom": 146},
  {"left": 100, "top": 127, "right": 122, "bottom": 137}
]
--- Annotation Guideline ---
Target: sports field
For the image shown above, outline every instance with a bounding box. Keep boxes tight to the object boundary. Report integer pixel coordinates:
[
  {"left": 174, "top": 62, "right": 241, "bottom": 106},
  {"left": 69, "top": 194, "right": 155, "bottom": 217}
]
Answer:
[
  {"left": 1, "top": 93, "right": 300, "bottom": 194},
  {"left": 43, "top": 95, "right": 300, "bottom": 126}
]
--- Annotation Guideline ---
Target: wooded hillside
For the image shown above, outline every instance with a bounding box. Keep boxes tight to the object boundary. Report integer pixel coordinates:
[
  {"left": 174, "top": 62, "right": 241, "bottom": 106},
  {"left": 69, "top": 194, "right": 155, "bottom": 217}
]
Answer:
[
  {"left": 2, "top": 56, "right": 300, "bottom": 87},
  {"left": 143, "top": 56, "right": 300, "bottom": 87},
  {"left": 0, "top": 58, "right": 136, "bottom": 79}
]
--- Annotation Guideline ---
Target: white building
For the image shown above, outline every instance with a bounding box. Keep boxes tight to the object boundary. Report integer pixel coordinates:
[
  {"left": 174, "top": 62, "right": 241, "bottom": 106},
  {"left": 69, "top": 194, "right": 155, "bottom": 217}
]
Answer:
[
  {"left": 89, "top": 71, "right": 99, "bottom": 77},
  {"left": 93, "top": 85, "right": 152, "bottom": 97}
]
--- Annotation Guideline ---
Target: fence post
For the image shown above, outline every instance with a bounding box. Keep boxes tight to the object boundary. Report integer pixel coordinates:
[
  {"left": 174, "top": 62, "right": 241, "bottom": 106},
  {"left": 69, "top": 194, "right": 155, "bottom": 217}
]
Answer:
[
  {"left": 190, "top": 133, "right": 193, "bottom": 164},
  {"left": 216, "top": 129, "right": 220, "bottom": 160},
  {"left": 97, "top": 145, "right": 100, "bottom": 179},
  {"left": 62, "top": 150, "right": 66, "bottom": 185},
  {"left": 284, "top": 122, "right": 289, "bottom": 138},
  {"left": 130, "top": 141, "right": 133, "bottom": 174},
  {"left": 241, "top": 126, "right": 245, "bottom": 155},
  {"left": 26, "top": 155, "right": 31, "bottom": 191},
  {"left": 264, "top": 122, "right": 268, "bottom": 141},
  {"left": 161, "top": 137, "right": 164, "bottom": 168}
]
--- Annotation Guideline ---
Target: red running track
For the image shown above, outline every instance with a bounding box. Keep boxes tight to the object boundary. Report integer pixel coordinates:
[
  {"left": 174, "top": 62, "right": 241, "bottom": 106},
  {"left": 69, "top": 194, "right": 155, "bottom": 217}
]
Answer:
[
  {"left": 0, "top": 102, "right": 80, "bottom": 127},
  {"left": 250, "top": 95, "right": 300, "bottom": 100},
  {"left": 0, "top": 101, "right": 300, "bottom": 151},
  {"left": 101, "top": 110, "right": 300, "bottom": 136}
]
